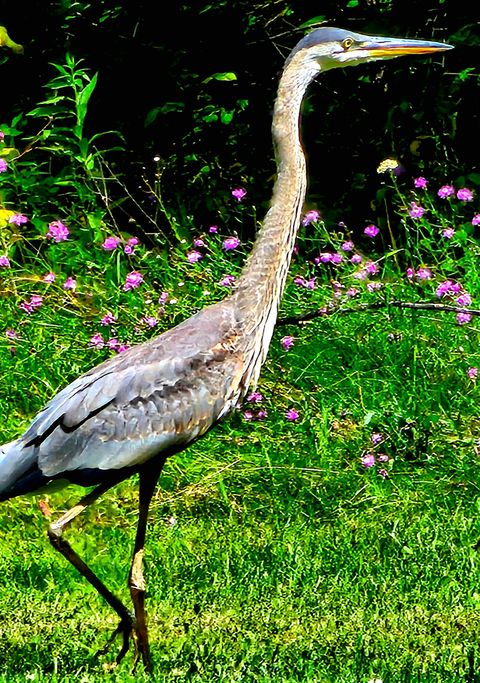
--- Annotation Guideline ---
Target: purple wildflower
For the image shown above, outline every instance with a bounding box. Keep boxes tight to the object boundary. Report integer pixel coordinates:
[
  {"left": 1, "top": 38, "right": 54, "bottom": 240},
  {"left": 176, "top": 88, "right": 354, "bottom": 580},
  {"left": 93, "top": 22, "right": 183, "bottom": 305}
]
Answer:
[
  {"left": 102, "top": 236, "right": 120, "bottom": 251},
  {"left": 186, "top": 250, "right": 203, "bottom": 263},
  {"left": 193, "top": 238, "right": 205, "bottom": 248},
  {"left": 107, "top": 338, "right": 119, "bottom": 349},
  {"left": 457, "top": 188, "right": 473, "bottom": 202},
  {"left": 43, "top": 272, "right": 56, "bottom": 283},
  {"left": 364, "top": 224, "right": 379, "bottom": 238},
  {"left": 364, "top": 261, "right": 378, "bottom": 276},
  {"left": 350, "top": 254, "right": 362, "bottom": 265},
  {"left": 0, "top": 160, "right": 7, "bottom": 173},
  {"left": 467, "top": 367, "right": 478, "bottom": 381},
  {"left": 414, "top": 177, "right": 428, "bottom": 189},
  {"left": 123, "top": 271, "right": 144, "bottom": 291},
  {"left": 124, "top": 237, "right": 139, "bottom": 255},
  {"left": 456, "top": 312, "right": 472, "bottom": 325},
  {"left": 231, "top": 188, "right": 246, "bottom": 202},
  {"left": 341, "top": 240, "right": 354, "bottom": 252},
  {"left": 5, "top": 329, "right": 17, "bottom": 339},
  {"left": 302, "top": 210, "right": 320, "bottom": 226},
  {"left": 436, "top": 280, "right": 461, "bottom": 298},
  {"left": 247, "top": 391, "right": 263, "bottom": 403},
  {"left": 143, "top": 316, "right": 158, "bottom": 327},
  {"left": 8, "top": 213, "right": 28, "bottom": 226},
  {"left": 317, "top": 252, "right": 333, "bottom": 264},
  {"left": 294, "top": 276, "right": 316, "bottom": 289},
  {"left": 331, "top": 253, "right": 343, "bottom": 265},
  {"left": 456, "top": 292, "right": 472, "bottom": 307},
  {"left": 442, "top": 228, "right": 455, "bottom": 238},
  {"left": 0, "top": 256, "right": 10, "bottom": 267},
  {"left": 63, "top": 276, "right": 76, "bottom": 291},
  {"left": 378, "top": 468, "right": 389, "bottom": 479},
  {"left": 281, "top": 335, "right": 294, "bottom": 351},
  {"left": 219, "top": 274, "right": 236, "bottom": 287},
  {"left": 378, "top": 454, "right": 389, "bottom": 463},
  {"left": 437, "top": 184, "right": 455, "bottom": 199},
  {"left": 90, "top": 333, "right": 105, "bottom": 348},
  {"left": 371, "top": 432, "right": 383, "bottom": 446},
  {"left": 415, "top": 267, "right": 432, "bottom": 281},
  {"left": 116, "top": 344, "right": 130, "bottom": 353},
  {"left": 46, "top": 221, "right": 69, "bottom": 242},
  {"left": 223, "top": 236, "right": 240, "bottom": 251},
  {"left": 346, "top": 287, "right": 358, "bottom": 298},
  {"left": 30, "top": 295, "right": 43, "bottom": 307},
  {"left": 0, "top": 131, "right": 4, "bottom": 141},
  {"left": 406, "top": 267, "right": 415, "bottom": 279},
  {"left": 409, "top": 202, "right": 425, "bottom": 219},
  {"left": 285, "top": 409, "right": 299, "bottom": 421},
  {"left": 361, "top": 453, "right": 375, "bottom": 468},
  {"left": 20, "top": 295, "right": 43, "bottom": 314},
  {"left": 158, "top": 291, "right": 169, "bottom": 304},
  {"left": 101, "top": 312, "right": 116, "bottom": 325},
  {"left": 208, "top": 225, "right": 218, "bottom": 234},
  {"left": 472, "top": 214, "right": 480, "bottom": 226}
]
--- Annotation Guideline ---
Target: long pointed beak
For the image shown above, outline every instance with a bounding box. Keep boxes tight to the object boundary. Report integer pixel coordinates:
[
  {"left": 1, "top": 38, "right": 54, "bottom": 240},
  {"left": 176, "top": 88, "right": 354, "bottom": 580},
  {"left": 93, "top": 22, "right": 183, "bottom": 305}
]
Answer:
[{"left": 361, "top": 35, "right": 453, "bottom": 58}]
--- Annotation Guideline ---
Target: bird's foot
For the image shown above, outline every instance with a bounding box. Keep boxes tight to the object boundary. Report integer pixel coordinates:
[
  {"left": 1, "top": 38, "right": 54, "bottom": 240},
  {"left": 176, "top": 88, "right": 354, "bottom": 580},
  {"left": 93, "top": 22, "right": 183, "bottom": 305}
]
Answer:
[
  {"left": 96, "top": 613, "right": 152, "bottom": 672},
  {"left": 131, "top": 623, "right": 153, "bottom": 673},
  {"left": 97, "top": 613, "right": 133, "bottom": 669}
]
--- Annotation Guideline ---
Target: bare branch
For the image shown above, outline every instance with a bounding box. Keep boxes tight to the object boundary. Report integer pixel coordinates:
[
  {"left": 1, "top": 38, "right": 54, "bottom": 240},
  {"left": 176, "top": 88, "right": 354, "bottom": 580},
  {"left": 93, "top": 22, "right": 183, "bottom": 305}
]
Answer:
[{"left": 278, "top": 300, "right": 480, "bottom": 326}]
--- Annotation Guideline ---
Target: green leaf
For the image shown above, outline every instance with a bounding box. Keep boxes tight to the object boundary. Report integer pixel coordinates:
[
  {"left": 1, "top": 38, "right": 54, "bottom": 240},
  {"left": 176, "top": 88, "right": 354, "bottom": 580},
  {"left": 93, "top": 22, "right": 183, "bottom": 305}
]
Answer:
[
  {"left": 0, "top": 25, "right": 23, "bottom": 54},
  {"left": 77, "top": 72, "right": 98, "bottom": 131},
  {"left": 466, "top": 173, "right": 480, "bottom": 185},
  {"left": 203, "top": 72, "right": 237, "bottom": 84},
  {"left": 220, "top": 109, "right": 234, "bottom": 125}
]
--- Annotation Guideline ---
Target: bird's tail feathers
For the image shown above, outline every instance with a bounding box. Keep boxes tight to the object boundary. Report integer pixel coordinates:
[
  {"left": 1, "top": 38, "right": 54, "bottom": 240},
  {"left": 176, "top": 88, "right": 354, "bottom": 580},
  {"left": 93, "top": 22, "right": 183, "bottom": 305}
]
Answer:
[{"left": 0, "top": 439, "right": 37, "bottom": 501}]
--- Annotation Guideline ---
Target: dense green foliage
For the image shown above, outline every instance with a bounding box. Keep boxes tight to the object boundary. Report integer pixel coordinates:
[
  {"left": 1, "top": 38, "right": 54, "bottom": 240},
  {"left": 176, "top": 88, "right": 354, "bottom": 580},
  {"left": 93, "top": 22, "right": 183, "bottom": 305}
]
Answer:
[
  {"left": 0, "top": 1, "right": 479, "bottom": 230},
  {"left": 0, "top": 3, "right": 479, "bottom": 681}
]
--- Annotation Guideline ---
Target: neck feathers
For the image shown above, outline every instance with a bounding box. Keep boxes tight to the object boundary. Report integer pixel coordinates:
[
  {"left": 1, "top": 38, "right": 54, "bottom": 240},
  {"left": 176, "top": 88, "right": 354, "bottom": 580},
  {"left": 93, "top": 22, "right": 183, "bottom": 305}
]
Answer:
[{"left": 232, "top": 53, "right": 318, "bottom": 386}]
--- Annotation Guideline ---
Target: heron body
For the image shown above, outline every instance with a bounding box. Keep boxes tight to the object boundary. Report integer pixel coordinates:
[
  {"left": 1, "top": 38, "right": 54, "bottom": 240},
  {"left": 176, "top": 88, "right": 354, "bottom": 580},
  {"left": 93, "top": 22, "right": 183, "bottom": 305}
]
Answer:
[{"left": 0, "top": 27, "right": 452, "bottom": 670}]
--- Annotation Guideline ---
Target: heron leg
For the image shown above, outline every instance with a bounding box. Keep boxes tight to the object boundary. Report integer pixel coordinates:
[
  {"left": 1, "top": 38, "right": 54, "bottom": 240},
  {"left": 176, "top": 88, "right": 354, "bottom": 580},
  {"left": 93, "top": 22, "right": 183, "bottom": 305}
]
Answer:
[
  {"left": 46, "top": 482, "right": 133, "bottom": 665},
  {"left": 128, "top": 457, "right": 166, "bottom": 672}
]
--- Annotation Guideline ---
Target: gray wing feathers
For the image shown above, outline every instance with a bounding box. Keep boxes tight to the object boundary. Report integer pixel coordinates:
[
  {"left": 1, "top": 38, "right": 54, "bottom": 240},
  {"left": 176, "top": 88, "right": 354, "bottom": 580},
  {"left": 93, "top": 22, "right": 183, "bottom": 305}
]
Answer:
[{"left": 16, "top": 300, "right": 244, "bottom": 479}]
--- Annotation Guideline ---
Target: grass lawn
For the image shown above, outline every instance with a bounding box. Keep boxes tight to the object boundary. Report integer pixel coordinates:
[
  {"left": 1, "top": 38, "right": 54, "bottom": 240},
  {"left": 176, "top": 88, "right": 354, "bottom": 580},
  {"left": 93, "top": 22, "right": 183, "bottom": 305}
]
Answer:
[{"left": 1, "top": 306, "right": 479, "bottom": 682}]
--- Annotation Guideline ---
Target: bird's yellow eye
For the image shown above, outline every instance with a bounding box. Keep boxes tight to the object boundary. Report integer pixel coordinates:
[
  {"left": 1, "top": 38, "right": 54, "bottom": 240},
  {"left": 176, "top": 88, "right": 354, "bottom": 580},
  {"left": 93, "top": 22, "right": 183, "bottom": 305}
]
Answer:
[{"left": 342, "top": 37, "right": 354, "bottom": 50}]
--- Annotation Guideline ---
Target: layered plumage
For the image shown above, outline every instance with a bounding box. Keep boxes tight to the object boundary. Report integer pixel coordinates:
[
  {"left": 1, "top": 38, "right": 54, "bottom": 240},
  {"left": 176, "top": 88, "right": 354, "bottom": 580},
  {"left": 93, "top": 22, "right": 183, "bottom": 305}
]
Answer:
[{"left": 0, "top": 299, "right": 246, "bottom": 499}]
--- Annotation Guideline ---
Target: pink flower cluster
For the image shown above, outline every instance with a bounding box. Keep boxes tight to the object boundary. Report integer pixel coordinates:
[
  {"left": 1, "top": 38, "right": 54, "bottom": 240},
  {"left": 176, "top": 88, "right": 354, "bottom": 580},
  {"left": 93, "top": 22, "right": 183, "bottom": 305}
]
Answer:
[
  {"left": 102, "top": 236, "right": 139, "bottom": 254},
  {"left": 123, "top": 271, "right": 144, "bottom": 291},
  {"left": 46, "top": 221, "right": 69, "bottom": 242},
  {"left": 20, "top": 294, "right": 43, "bottom": 314},
  {"left": 294, "top": 276, "right": 316, "bottom": 290},
  {"left": 302, "top": 210, "right": 321, "bottom": 226},
  {"left": 406, "top": 267, "right": 432, "bottom": 281},
  {"left": 436, "top": 280, "right": 473, "bottom": 325},
  {"left": 89, "top": 333, "right": 129, "bottom": 353}
]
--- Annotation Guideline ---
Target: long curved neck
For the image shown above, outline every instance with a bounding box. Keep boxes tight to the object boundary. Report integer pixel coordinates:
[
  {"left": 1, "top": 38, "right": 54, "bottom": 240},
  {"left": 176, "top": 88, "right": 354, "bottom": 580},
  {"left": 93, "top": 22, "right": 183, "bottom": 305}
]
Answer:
[{"left": 232, "top": 53, "right": 319, "bottom": 384}]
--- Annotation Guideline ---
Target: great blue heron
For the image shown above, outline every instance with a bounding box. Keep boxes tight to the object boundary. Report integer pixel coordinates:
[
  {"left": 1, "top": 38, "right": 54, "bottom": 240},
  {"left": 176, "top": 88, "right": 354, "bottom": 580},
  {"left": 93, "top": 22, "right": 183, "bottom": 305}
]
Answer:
[{"left": 0, "top": 27, "right": 452, "bottom": 671}]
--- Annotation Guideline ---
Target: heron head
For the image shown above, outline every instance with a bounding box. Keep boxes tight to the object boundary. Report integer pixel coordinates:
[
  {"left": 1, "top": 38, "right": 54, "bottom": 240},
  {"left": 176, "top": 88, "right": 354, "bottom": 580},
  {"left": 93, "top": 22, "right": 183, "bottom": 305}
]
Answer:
[{"left": 289, "top": 27, "right": 453, "bottom": 71}]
